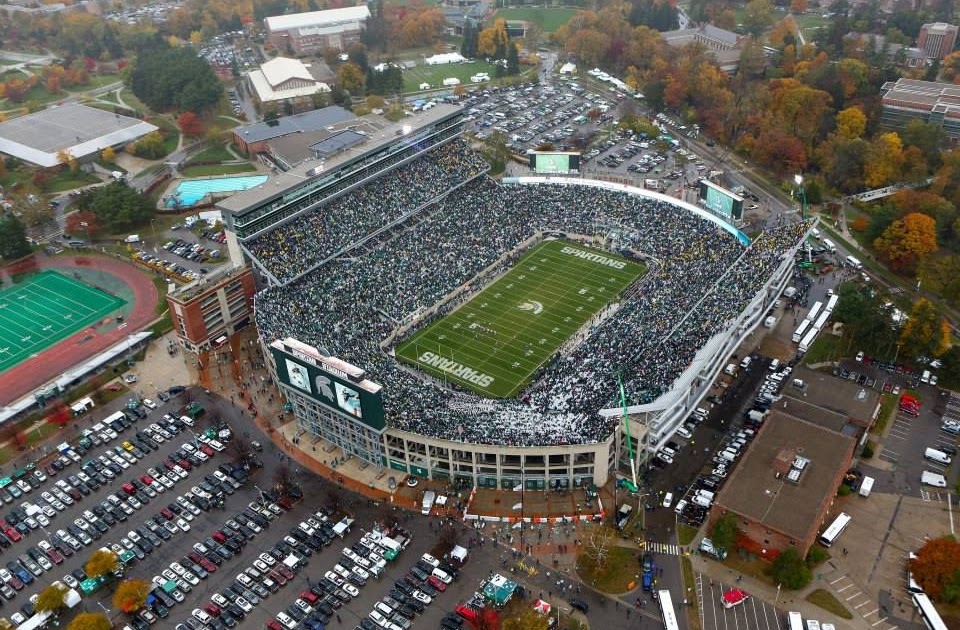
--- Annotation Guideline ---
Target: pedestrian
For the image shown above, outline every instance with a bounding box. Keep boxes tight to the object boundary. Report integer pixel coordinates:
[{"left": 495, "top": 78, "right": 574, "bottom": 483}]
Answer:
[{"left": 337, "top": 615, "right": 342, "bottom": 623}]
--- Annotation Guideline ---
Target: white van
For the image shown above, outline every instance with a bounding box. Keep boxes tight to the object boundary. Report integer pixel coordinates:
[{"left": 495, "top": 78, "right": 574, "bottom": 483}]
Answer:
[
  {"left": 922, "top": 471, "right": 947, "bottom": 487},
  {"left": 718, "top": 449, "right": 737, "bottom": 463},
  {"left": 662, "top": 492, "right": 673, "bottom": 508},
  {"left": 768, "top": 359, "right": 780, "bottom": 371},
  {"left": 674, "top": 499, "right": 688, "bottom": 515},
  {"left": 696, "top": 489, "right": 715, "bottom": 502},
  {"left": 692, "top": 494, "right": 712, "bottom": 508},
  {"left": 921, "top": 370, "right": 932, "bottom": 384},
  {"left": 724, "top": 363, "right": 738, "bottom": 376},
  {"left": 925, "top": 447, "right": 951, "bottom": 465},
  {"left": 431, "top": 568, "right": 452, "bottom": 584},
  {"left": 859, "top": 476, "right": 874, "bottom": 497},
  {"left": 740, "top": 356, "right": 753, "bottom": 369}
]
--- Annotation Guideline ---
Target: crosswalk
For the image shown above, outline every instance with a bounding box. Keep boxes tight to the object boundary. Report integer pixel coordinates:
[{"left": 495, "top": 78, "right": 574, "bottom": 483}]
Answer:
[{"left": 643, "top": 541, "right": 681, "bottom": 555}]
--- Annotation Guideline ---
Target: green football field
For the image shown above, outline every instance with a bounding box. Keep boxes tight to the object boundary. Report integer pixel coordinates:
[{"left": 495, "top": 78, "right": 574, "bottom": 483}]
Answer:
[
  {"left": 0, "top": 270, "right": 126, "bottom": 374},
  {"left": 395, "top": 240, "right": 646, "bottom": 398}
]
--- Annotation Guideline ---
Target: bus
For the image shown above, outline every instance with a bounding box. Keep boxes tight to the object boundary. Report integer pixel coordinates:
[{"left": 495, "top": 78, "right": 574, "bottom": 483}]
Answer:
[
  {"left": 103, "top": 410, "right": 128, "bottom": 426},
  {"left": 792, "top": 320, "right": 811, "bottom": 343},
  {"left": 658, "top": 590, "right": 680, "bottom": 630},
  {"left": 825, "top": 294, "right": 839, "bottom": 314},
  {"left": 813, "top": 311, "right": 830, "bottom": 333},
  {"left": 787, "top": 612, "right": 804, "bottom": 630},
  {"left": 799, "top": 328, "right": 818, "bottom": 354},
  {"left": 913, "top": 592, "right": 948, "bottom": 630},
  {"left": 819, "top": 513, "right": 851, "bottom": 547},
  {"left": 806, "top": 301, "right": 823, "bottom": 324}
]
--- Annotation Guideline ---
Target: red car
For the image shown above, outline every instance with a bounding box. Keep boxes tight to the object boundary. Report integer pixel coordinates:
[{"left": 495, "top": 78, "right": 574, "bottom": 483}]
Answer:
[
  {"left": 198, "top": 557, "right": 217, "bottom": 573},
  {"left": 269, "top": 569, "right": 287, "bottom": 586},
  {"left": 5, "top": 527, "right": 21, "bottom": 542},
  {"left": 45, "top": 548, "right": 64, "bottom": 565},
  {"left": 300, "top": 590, "right": 319, "bottom": 604},
  {"left": 267, "top": 621, "right": 284, "bottom": 630},
  {"left": 276, "top": 565, "right": 295, "bottom": 581},
  {"left": 200, "top": 444, "right": 215, "bottom": 457},
  {"left": 427, "top": 576, "right": 446, "bottom": 592},
  {"left": 204, "top": 603, "right": 221, "bottom": 617},
  {"left": 5, "top": 574, "right": 23, "bottom": 590},
  {"left": 178, "top": 459, "right": 192, "bottom": 471},
  {"left": 212, "top": 531, "right": 227, "bottom": 544},
  {"left": 160, "top": 508, "right": 175, "bottom": 520},
  {"left": 140, "top": 475, "right": 154, "bottom": 486},
  {"left": 162, "top": 460, "right": 176, "bottom": 471}
]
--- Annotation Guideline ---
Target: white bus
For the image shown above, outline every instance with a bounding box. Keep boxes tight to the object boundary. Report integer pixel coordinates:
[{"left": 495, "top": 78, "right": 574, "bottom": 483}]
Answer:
[
  {"left": 913, "top": 592, "right": 948, "bottom": 630},
  {"left": 813, "top": 311, "right": 830, "bottom": 333},
  {"left": 799, "top": 328, "right": 818, "bottom": 354},
  {"left": 806, "top": 301, "right": 823, "bottom": 324},
  {"left": 845, "top": 255, "right": 863, "bottom": 270},
  {"left": 819, "top": 512, "right": 851, "bottom": 547},
  {"left": 103, "top": 410, "right": 128, "bottom": 426},
  {"left": 787, "top": 612, "right": 804, "bottom": 630},
  {"left": 792, "top": 320, "right": 811, "bottom": 343},
  {"left": 658, "top": 590, "right": 680, "bottom": 630},
  {"left": 825, "top": 294, "right": 839, "bottom": 314},
  {"left": 822, "top": 238, "right": 836, "bottom": 253}
]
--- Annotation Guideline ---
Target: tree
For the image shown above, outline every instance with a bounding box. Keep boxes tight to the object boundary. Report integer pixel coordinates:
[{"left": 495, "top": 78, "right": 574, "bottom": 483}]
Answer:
[
  {"left": 131, "top": 131, "right": 167, "bottom": 159},
  {"left": 12, "top": 192, "right": 53, "bottom": 228},
  {"left": 873, "top": 212, "right": 938, "bottom": 272},
  {"left": 177, "top": 112, "right": 203, "bottom": 137},
  {"left": 911, "top": 537, "right": 960, "bottom": 602},
  {"left": 100, "top": 147, "right": 116, "bottom": 163},
  {"left": 57, "top": 149, "right": 78, "bottom": 173},
  {"left": 65, "top": 210, "right": 100, "bottom": 238},
  {"left": 129, "top": 44, "right": 223, "bottom": 113},
  {"left": 84, "top": 549, "right": 118, "bottom": 579},
  {"left": 864, "top": 132, "right": 905, "bottom": 187},
  {"left": 337, "top": 62, "right": 366, "bottom": 96},
  {"left": 365, "top": 95, "right": 385, "bottom": 110},
  {"left": 835, "top": 106, "right": 866, "bottom": 140},
  {"left": 481, "top": 131, "right": 511, "bottom": 174},
  {"left": 34, "top": 583, "right": 68, "bottom": 615},
  {"left": 502, "top": 607, "right": 548, "bottom": 630},
  {"left": 113, "top": 579, "right": 149, "bottom": 613},
  {"left": 0, "top": 215, "right": 31, "bottom": 260},
  {"left": 771, "top": 548, "right": 812, "bottom": 589},
  {"left": 67, "top": 612, "right": 112, "bottom": 630},
  {"left": 581, "top": 525, "right": 615, "bottom": 569},
  {"left": 707, "top": 514, "right": 737, "bottom": 551},
  {"left": 75, "top": 181, "right": 154, "bottom": 233},
  {"left": 743, "top": 0, "right": 776, "bottom": 37},
  {"left": 899, "top": 298, "right": 950, "bottom": 360}
]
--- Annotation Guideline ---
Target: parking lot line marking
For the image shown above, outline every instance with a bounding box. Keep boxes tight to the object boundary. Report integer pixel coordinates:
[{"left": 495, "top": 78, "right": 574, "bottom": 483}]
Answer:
[
  {"left": 872, "top": 617, "right": 888, "bottom": 626},
  {"left": 836, "top": 584, "right": 853, "bottom": 592},
  {"left": 855, "top": 601, "right": 872, "bottom": 609},
  {"left": 829, "top": 576, "right": 848, "bottom": 585},
  {"left": 863, "top": 607, "right": 878, "bottom": 616},
  {"left": 846, "top": 592, "right": 863, "bottom": 601}
]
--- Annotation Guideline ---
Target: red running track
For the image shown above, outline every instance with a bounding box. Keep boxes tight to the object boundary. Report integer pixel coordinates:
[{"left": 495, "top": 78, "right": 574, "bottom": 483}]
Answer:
[{"left": 0, "top": 255, "right": 159, "bottom": 406}]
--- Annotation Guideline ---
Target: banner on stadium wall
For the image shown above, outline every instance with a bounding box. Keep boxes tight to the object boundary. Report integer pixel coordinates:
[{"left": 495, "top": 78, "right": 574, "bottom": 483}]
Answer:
[{"left": 270, "top": 337, "right": 386, "bottom": 430}]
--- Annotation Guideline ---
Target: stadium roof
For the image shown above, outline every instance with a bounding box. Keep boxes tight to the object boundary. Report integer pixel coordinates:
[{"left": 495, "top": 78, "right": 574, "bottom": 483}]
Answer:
[
  {"left": 714, "top": 412, "right": 854, "bottom": 542},
  {"left": 220, "top": 104, "right": 462, "bottom": 214},
  {"left": 264, "top": 5, "right": 370, "bottom": 32},
  {"left": 0, "top": 104, "right": 158, "bottom": 168},
  {"left": 234, "top": 106, "right": 356, "bottom": 144}
]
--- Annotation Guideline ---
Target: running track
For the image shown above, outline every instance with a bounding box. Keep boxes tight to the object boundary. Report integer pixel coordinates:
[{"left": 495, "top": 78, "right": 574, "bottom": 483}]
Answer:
[{"left": 0, "top": 255, "right": 159, "bottom": 406}]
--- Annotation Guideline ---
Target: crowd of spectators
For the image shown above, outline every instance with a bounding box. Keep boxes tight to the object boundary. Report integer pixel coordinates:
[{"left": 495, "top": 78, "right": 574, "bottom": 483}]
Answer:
[
  {"left": 254, "top": 149, "right": 810, "bottom": 447},
  {"left": 246, "top": 139, "right": 488, "bottom": 283}
]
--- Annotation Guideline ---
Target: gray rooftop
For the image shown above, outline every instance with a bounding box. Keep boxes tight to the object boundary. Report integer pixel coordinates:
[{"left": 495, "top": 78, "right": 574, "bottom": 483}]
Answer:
[
  {"left": 234, "top": 106, "right": 356, "bottom": 144},
  {"left": 220, "top": 103, "right": 462, "bottom": 214},
  {"left": 0, "top": 103, "right": 158, "bottom": 167}
]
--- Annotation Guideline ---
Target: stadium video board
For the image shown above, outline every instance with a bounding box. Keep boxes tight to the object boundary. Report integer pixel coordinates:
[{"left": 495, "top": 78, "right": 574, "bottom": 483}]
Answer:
[
  {"left": 698, "top": 180, "right": 744, "bottom": 221},
  {"left": 529, "top": 151, "right": 581, "bottom": 174},
  {"left": 270, "top": 338, "right": 386, "bottom": 430}
]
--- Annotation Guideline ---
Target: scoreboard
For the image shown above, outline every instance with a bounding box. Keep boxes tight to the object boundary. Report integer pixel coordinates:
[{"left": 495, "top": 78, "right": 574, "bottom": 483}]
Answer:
[
  {"left": 529, "top": 151, "right": 581, "bottom": 174},
  {"left": 270, "top": 338, "right": 386, "bottom": 430},
  {"left": 698, "top": 180, "right": 744, "bottom": 222}
]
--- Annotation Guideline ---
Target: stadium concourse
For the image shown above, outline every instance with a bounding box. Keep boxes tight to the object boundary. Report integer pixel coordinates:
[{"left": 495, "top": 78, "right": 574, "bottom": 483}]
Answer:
[{"left": 252, "top": 139, "right": 811, "bottom": 448}]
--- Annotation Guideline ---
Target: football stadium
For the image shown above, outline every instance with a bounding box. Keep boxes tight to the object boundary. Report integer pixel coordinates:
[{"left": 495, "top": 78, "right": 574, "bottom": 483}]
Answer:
[{"left": 222, "top": 104, "right": 810, "bottom": 490}]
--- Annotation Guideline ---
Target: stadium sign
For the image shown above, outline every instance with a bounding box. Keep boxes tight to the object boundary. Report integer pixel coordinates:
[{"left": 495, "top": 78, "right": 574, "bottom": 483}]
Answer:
[
  {"left": 417, "top": 352, "right": 494, "bottom": 388},
  {"left": 270, "top": 338, "right": 386, "bottom": 430},
  {"left": 560, "top": 246, "right": 627, "bottom": 269}
]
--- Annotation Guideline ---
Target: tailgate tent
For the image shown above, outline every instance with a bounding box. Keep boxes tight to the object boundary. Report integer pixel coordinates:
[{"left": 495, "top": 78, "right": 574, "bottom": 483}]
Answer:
[{"left": 450, "top": 546, "right": 468, "bottom": 562}]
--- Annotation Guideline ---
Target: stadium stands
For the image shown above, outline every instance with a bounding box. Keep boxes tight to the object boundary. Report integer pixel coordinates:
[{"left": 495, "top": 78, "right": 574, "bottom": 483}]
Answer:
[{"left": 254, "top": 145, "right": 810, "bottom": 447}]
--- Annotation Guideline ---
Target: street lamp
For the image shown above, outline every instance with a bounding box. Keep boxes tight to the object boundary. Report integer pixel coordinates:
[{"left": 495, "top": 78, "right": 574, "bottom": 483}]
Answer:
[{"left": 794, "top": 174, "right": 807, "bottom": 220}]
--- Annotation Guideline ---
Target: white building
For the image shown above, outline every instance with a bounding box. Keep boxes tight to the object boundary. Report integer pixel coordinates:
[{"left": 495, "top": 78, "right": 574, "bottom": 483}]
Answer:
[
  {"left": 247, "top": 57, "right": 331, "bottom": 112},
  {"left": 265, "top": 6, "right": 371, "bottom": 55}
]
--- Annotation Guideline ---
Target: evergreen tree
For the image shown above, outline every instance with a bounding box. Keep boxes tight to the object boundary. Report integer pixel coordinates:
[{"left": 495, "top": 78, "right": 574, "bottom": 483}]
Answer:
[
  {"left": 0, "top": 215, "right": 30, "bottom": 260},
  {"left": 507, "top": 42, "right": 519, "bottom": 75}
]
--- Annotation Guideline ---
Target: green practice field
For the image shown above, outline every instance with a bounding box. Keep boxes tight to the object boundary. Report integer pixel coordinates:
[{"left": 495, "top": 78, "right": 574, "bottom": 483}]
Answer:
[
  {"left": 494, "top": 7, "right": 577, "bottom": 32},
  {"left": 396, "top": 240, "right": 645, "bottom": 398},
  {"left": 0, "top": 270, "right": 126, "bottom": 373},
  {"left": 403, "top": 60, "right": 499, "bottom": 92}
]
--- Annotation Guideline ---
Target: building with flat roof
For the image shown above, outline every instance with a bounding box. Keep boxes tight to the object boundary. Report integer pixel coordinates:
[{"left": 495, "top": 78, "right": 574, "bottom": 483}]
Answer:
[
  {"left": 880, "top": 78, "right": 960, "bottom": 138},
  {"left": 710, "top": 412, "right": 855, "bottom": 558},
  {"left": 780, "top": 366, "right": 881, "bottom": 437},
  {"left": 246, "top": 57, "right": 332, "bottom": 113},
  {"left": 232, "top": 106, "right": 357, "bottom": 157},
  {"left": 0, "top": 104, "right": 158, "bottom": 168},
  {"left": 166, "top": 266, "right": 256, "bottom": 353},
  {"left": 662, "top": 24, "right": 743, "bottom": 73},
  {"left": 919, "top": 22, "right": 958, "bottom": 60},
  {"left": 265, "top": 5, "right": 370, "bottom": 55}
]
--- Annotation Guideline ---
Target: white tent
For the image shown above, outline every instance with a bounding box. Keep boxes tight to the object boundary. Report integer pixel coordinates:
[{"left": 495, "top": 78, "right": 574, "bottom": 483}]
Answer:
[
  {"left": 451, "top": 545, "right": 468, "bottom": 562},
  {"left": 559, "top": 62, "right": 576, "bottom": 74},
  {"left": 426, "top": 53, "right": 467, "bottom": 65}
]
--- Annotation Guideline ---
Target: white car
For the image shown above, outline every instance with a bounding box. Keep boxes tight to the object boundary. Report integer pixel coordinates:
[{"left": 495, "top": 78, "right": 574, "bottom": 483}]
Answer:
[
  {"left": 62, "top": 574, "right": 78, "bottom": 589},
  {"left": 211, "top": 593, "right": 229, "bottom": 607},
  {"left": 276, "top": 613, "right": 297, "bottom": 629},
  {"left": 143, "top": 399, "right": 157, "bottom": 410},
  {"left": 162, "top": 569, "right": 178, "bottom": 582},
  {"left": 412, "top": 590, "right": 432, "bottom": 604},
  {"left": 176, "top": 519, "right": 191, "bottom": 531},
  {"left": 192, "top": 609, "right": 212, "bottom": 624},
  {"left": 342, "top": 583, "right": 360, "bottom": 598},
  {"left": 235, "top": 596, "right": 253, "bottom": 613},
  {"left": 258, "top": 553, "right": 276, "bottom": 566}
]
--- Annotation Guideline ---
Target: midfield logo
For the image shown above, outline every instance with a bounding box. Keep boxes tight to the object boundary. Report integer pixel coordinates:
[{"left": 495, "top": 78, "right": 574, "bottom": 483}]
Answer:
[{"left": 517, "top": 300, "right": 544, "bottom": 315}]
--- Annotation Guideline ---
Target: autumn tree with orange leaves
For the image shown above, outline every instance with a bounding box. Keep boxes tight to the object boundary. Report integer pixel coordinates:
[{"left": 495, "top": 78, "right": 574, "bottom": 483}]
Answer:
[
  {"left": 911, "top": 537, "right": 960, "bottom": 603},
  {"left": 873, "top": 212, "right": 938, "bottom": 272}
]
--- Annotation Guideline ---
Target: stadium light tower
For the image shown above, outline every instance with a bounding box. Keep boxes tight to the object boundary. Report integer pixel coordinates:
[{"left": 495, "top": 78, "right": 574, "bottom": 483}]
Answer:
[{"left": 794, "top": 174, "right": 807, "bottom": 220}]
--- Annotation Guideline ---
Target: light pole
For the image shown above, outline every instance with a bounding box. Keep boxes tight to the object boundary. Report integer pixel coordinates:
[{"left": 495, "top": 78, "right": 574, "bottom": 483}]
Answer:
[{"left": 794, "top": 174, "right": 807, "bottom": 220}]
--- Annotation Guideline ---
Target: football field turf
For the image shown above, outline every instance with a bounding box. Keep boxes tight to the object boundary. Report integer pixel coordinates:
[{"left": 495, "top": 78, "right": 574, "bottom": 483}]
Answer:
[
  {"left": 0, "top": 270, "right": 126, "bottom": 374},
  {"left": 395, "top": 240, "right": 646, "bottom": 398}
]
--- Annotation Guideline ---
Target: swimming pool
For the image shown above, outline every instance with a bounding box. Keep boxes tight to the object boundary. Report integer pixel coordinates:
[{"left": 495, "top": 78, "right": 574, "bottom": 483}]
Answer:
[{"left": 165, "top": 174, "right": 268, "bottom": 207}]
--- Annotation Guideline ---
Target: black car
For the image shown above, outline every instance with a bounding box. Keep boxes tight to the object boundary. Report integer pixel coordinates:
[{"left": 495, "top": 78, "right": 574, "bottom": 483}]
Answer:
[
  {"left": 71, "top": 568, "right": 87, "bottom": 582},
  {"left": 569, "top": 598, "right": 589, "bottom": 613}
]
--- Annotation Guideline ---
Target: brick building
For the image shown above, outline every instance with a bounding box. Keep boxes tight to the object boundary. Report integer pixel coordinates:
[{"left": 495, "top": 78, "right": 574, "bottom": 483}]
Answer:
[
  {"left": 880, "top": 78, "right": 960, "bottom": 139},
  {"left": 918, "top": 22, "right": 958, "bottom": 61},
  {"left": 166, "top": 266, "right": 256, "bottom": 353},
  {"left": 709, "top": 412, "right": 855, "bottom": 558},
  {"left": 265, "top": 6, "right": 370, "bottom": 55}
]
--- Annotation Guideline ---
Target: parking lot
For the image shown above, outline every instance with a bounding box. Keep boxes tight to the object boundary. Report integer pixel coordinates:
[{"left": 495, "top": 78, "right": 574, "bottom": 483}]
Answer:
[{"left": 697, "top": 576, "right": 787, "bottom": 630}]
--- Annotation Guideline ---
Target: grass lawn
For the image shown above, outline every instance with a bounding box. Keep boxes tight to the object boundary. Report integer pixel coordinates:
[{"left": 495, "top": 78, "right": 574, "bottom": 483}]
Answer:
[
  {"left": 681, "top": 557, "right": 701, "bottom": 630},
  {"left": 805, "top": 589, "right": 853, "bottom": 619},
  {"left": 576, "top": 544, "right": 641, "bottom": 594},
  {"left": 802, "top": 332, "right": 843, "bottom": 364},
  {"left": 150, "top": 116, "right": 181, "bottom": 157},
  {"left": 871, "top": 392, "right": 896, "bottom": 435},
  {"left": 678, "top": 524, "right": 699, "bottom": 546},
  {"left": 402, "top": 60, "right": 499, "bottom": 92},
  {"left": 495, "top": 7, "right": 577, "bottom": 31},
  {"left": 792, "top": 13, "right": 829, "bottom": 39},
  {"left": 43, "top": 169, "right": 100, "bottom": 193},
  {"left": 188, "top": 144, "right": 238, "bottom": 164},
  {"left": 180, "top": 163, "right": 256, "bottom": 177},
  {"left": 396, "top": 240, "right": 645, "bottom": 397}
]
